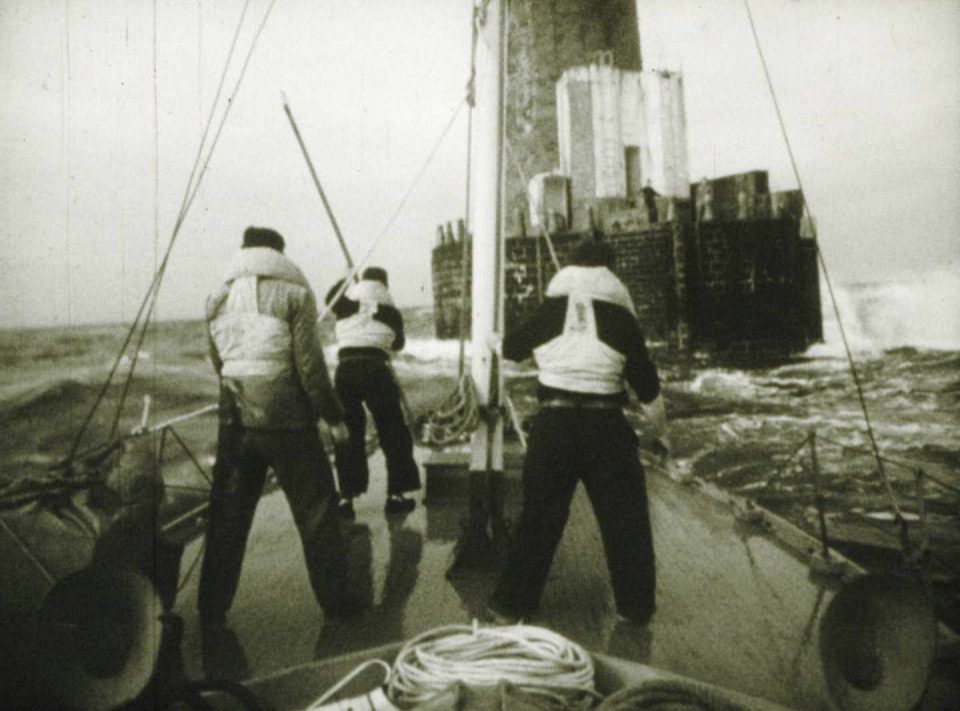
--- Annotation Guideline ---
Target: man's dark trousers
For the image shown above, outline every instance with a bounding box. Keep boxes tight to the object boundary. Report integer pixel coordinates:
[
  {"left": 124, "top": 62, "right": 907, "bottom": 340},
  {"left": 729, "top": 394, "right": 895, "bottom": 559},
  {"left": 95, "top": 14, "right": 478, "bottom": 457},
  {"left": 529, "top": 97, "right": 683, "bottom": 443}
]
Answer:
[
  {"left": 489, "top": 408, "right": 656, "bottom": 621},
  {"left": 333, "top": 357, "right": 420, "bottom": 498},
  {"left": 198, "top": 422, "right": 349, "bottom": 625}
]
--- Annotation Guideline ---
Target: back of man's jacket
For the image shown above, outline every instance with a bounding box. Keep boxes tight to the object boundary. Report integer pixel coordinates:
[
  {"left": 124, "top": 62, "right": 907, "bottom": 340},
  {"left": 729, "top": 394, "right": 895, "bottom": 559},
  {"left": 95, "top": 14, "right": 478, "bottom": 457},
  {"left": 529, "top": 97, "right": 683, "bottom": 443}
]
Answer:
[{"left": 207, "top": 247, "right": 343, "bottom": 429}]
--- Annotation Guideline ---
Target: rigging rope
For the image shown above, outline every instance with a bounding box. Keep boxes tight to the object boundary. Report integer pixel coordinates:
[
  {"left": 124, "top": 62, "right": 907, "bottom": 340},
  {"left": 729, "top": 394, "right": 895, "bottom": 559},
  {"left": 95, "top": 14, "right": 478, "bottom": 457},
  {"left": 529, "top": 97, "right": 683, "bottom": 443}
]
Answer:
[
  {"left": 314, "top": 98, "right": 467, "bottom": 327},
  {"left": 111, "top": 0, "right": 276, "bottom": 435},
  {"left": 112, "top": 0, "right": 266, "bottom": 421},
  {"left": 420, "top": 374, "right": 480, "bottom": 447},
  {"left": 762, "top": 433, "right": 811, "bottom": 487},
  {"left": 66, "top": 0, "right": 269, "bottom": 461},
  {"left": 421, "top": 4, "right": 482, "bottom": 445},
  {"left": 421, "top": 2, "right": 489, "bottom": 445},
  {"left": 814, "top": 433, "right": 960, "bottom": 497},
  {"left": 150, "top": 0, "right": 161, "bottom": 618},
  {"left": 0, "top": 516, "right": 56, "bottom": 586},
  {"left": 742, "top": 0, "right": 902, "bottom": 522},
  {"left": 63, "top": 0, "right": 73, "bottom": 327},
  {"left": 457, "top": 4, "right": 481, "bottom": 379}
]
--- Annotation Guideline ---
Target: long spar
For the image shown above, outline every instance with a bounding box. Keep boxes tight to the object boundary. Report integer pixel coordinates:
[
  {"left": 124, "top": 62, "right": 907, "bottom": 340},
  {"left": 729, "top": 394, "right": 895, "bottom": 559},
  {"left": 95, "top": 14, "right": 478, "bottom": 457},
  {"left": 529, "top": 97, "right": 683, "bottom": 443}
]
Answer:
[
  {"left": 282, "top": 93, "right": 354, "bottom": 269},
  {"left": 282, "top": 95, "right": 424, "bottom": 436}
]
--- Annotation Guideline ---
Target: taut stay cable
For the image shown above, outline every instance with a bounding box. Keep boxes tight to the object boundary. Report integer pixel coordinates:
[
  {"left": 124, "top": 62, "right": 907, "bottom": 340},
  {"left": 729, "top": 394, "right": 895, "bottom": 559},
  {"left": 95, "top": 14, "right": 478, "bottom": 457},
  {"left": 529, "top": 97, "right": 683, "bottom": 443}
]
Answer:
[{"left": 742, "top": 0, "right": 902, "bottom": 521}]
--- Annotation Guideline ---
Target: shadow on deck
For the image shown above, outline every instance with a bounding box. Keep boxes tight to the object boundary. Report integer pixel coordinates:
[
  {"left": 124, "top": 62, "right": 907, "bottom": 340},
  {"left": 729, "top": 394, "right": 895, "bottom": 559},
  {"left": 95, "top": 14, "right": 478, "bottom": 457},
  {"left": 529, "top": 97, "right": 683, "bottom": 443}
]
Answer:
[{"left": 169, "top": 447, "right": 953, "bottom": 710}]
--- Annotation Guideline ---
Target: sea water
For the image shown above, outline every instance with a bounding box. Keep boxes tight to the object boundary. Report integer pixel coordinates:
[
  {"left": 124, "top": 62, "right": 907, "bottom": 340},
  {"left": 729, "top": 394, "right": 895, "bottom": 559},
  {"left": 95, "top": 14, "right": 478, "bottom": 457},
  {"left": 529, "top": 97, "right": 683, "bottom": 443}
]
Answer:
[{"left": 1, "top": 271, "right": 958, "bottom": 592}]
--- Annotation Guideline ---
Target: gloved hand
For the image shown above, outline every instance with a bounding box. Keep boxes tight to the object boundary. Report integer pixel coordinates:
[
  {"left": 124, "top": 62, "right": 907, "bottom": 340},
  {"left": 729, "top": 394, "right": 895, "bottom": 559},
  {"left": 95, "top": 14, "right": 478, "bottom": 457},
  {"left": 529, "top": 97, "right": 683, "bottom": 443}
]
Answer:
[{"left": 328, "top": 422, "right": 350, "bottom": 446}]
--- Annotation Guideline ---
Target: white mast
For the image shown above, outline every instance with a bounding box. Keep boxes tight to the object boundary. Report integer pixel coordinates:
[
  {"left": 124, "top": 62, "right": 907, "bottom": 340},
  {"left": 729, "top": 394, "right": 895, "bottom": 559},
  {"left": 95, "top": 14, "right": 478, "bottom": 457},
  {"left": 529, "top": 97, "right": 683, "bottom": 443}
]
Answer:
[{"left": 469, "top": 0, "right": 507, "bottom": 476}]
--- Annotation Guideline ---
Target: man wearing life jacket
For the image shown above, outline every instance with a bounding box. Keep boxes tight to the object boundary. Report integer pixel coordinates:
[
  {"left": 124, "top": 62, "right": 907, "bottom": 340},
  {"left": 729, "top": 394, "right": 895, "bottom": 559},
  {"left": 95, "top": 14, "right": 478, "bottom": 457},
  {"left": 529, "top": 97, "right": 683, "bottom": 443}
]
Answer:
[
  {"left": 326, "top": 267, "right": 421, "bottom": 518},
  {"left": 487, "top": 239, "right": 667, "bottom": 625},
  {"left": 201, "top": 227, "right": 361, "bottom": 637}
]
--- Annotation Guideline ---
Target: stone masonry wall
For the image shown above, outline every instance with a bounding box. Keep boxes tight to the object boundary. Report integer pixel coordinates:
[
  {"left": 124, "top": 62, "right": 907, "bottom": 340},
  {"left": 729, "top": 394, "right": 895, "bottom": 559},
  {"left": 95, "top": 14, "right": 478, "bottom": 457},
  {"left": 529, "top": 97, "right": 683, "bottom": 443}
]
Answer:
[
  {"left": 434, "top": 225, "right": 681, "bottom": 344},
  {"left": 606, "top": 226, "right": 678, "bottom": 341},
  {"left": 691, "top": 218, "right": 816, "bottom": 356},
  {"left": 433, "top": 218, "right": 822, "bottom": 359},
  {"left": 798, "top": 237, "right": 823, "bottom": 344},
  {"left": 432, "top": 240, "right": 471, "bottom": 339}
]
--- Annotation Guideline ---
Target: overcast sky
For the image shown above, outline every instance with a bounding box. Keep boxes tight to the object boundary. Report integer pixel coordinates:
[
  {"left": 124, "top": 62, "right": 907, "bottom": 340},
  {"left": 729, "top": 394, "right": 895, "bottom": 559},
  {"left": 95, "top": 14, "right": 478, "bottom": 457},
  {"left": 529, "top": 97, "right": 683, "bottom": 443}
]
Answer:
[{"left": 1, "top": 0, "right": 958, "bottom": 328}]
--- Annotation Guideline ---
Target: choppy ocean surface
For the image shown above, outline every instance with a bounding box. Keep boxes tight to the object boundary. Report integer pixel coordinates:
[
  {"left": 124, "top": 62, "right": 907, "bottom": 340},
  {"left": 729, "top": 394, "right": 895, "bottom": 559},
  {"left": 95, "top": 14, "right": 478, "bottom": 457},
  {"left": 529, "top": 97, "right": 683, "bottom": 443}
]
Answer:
[{"left": 1, "top": 271, "right": 958, "bottom": 603}]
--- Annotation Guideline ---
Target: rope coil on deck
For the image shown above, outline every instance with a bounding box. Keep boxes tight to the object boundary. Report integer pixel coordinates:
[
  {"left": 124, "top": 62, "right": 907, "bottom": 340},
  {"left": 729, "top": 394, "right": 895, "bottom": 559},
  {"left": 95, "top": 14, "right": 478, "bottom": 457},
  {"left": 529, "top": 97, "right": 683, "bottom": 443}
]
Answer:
[
  {"left": 418, "top": 374, "right": 481, "bottom": 447},
  {"left": 388, "top": 623, "right": 598, "bottom": 708}
]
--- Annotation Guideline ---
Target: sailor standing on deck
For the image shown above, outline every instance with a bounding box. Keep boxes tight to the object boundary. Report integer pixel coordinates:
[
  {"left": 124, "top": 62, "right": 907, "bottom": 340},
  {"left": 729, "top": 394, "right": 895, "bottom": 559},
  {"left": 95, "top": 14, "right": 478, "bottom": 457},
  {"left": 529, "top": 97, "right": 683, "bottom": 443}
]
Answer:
[
  {"left": 487, "top": 239, "right": 667, "bottom": 625},
  {"left": 200, "top": 227, "right": 362, "bottom": 637},
  {"left": 325, "top": 267, "right": 421, "bottom": 518}
]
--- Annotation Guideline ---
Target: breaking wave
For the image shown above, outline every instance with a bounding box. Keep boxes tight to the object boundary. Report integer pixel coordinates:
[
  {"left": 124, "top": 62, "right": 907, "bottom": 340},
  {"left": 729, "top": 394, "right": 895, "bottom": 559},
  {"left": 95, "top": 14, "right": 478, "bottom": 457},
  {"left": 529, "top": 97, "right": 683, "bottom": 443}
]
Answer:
[
  {"left": 398, "top": 338, "right": 466, "bottom": 364},
  {"left": 0, "top": 378, "right": 95, "bottom": 422},
  {"left": 811, "top": 269, "right": 960, "bottom": 355}
]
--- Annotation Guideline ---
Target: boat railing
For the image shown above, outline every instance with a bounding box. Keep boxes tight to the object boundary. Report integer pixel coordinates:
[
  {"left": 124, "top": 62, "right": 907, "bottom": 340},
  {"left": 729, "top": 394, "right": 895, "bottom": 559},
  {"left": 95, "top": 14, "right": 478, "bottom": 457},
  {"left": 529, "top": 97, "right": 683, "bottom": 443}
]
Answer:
[{"left": 748, "top": 427, "right": 959, "bottom": 581}]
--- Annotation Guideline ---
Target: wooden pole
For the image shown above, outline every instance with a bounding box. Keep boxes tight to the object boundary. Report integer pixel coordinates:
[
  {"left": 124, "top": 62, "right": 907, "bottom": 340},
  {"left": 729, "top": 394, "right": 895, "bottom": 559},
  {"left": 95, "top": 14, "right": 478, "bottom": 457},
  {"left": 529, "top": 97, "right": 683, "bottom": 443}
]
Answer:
[
  {"left": 448, "top": 0, "right": 509, "bottom": 576},
  {"left": 468, "top": 0, "right": 506, "bottom": 479},
  {"left": 282, "top": 94, "right": 354, "bottom": 270}
]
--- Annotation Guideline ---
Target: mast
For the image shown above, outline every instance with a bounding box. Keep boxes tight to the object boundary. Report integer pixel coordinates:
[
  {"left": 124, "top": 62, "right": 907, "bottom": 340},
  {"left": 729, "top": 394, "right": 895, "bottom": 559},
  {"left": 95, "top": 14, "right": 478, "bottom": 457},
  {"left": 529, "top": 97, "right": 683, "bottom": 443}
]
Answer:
[
  {"left": 447, "top": 0, "right": 509, "bottom": 573},
  {"left": 469, "top": 0, "right": 507, "bottom": 477}
]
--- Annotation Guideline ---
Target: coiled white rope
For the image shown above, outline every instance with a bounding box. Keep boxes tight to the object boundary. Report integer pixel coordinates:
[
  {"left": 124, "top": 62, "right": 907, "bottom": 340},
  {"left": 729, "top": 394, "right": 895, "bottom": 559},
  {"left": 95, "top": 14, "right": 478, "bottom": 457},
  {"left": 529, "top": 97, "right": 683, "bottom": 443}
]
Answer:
[
  {"left": 418, "top": 374, "right": 480, "bottom": 447},
  {"left": 388, "top": 623, "right": 598, "bottom": 708}
]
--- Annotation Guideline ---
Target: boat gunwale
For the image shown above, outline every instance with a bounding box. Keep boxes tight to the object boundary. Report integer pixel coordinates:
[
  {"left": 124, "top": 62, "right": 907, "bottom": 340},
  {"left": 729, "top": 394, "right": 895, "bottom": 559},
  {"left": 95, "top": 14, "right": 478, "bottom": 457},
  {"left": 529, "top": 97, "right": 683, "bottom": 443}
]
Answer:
[{"left": 220, "top": 639, "right": 794, "bottom": 711}]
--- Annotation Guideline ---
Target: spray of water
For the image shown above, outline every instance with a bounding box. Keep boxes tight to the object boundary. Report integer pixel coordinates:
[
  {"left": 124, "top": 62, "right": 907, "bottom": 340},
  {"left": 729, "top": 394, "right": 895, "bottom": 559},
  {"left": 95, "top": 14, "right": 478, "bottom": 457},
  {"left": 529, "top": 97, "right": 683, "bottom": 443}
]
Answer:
[{"left": 809, "top": 269, "right": 960, "bottom": 356}]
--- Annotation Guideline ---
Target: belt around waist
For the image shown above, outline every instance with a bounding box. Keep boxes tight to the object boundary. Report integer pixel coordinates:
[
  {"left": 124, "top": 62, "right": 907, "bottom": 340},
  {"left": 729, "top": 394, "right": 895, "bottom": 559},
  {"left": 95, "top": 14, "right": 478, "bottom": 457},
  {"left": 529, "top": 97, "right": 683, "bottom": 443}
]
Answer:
[
  {"left": 338, "top": 351, "right": 389, "bottom": 362},
  {"left": 538, "top": 397, "right": 620, "bottom": 410}
]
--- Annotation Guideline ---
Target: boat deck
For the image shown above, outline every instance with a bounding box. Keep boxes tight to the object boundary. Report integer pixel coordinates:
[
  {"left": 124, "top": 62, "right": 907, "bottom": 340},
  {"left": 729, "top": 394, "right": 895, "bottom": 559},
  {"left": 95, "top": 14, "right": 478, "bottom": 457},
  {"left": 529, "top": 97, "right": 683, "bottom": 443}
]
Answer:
[{"left": 172, "top": 447, "right": 854, "bottom": 710}]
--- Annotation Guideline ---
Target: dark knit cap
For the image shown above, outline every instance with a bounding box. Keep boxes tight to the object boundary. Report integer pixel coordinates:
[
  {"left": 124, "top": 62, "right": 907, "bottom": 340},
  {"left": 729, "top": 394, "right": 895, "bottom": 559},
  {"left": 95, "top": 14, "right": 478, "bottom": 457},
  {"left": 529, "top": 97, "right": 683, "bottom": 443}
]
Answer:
[
  {"left": 362, "top": 266, "right": 388, "bottom": 286},
  {"left": 569, "top": 239, "right": 615, "bottom": 269},
  {"left": 242, "top": 226, "right": 285, "bottom": 252}
]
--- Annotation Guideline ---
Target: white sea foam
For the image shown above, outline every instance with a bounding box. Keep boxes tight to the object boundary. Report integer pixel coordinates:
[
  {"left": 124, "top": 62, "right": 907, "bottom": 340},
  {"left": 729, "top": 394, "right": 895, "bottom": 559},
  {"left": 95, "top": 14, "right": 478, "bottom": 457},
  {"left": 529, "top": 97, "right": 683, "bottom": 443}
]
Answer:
[
  {"left": 323, "top": 339, "right": 463, "bottom": 368},
  {"left": 324, "top": 338, "right": 532, "bottom": 379},
  {"left": 118, "top": 350, "right": 152, "bottom": 366},
  {"left": 809, "top": 269, "right": 960, "bottom": 356},
  {"left": 687, "top": 370, "right": 758, "bottom": 399},
  {"left": 399, "top": 338, "right": 466, "bottom": 364}
]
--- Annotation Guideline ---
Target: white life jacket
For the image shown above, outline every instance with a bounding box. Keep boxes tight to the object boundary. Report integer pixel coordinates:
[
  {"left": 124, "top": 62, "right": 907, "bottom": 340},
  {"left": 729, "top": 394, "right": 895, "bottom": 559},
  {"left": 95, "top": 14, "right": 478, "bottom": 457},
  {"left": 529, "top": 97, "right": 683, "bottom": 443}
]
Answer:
[
  {"left": 534, "top": 266, "right": 635, "bottom": 395},
  {"left": 210, "top": 276, "right": 293, "bottom": 378},
  {"left": 334, "top": 279, "right": 397, "bottom": 353},
  {"left": 208, "top": 248, "right": 306, "bottom": 378}
]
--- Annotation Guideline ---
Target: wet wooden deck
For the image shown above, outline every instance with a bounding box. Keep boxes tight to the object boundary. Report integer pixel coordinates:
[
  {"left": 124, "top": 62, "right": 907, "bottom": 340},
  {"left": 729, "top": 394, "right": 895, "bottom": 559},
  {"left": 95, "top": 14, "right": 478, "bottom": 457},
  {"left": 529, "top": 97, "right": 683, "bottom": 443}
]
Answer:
[{"left": 171, "top": 447, "right": 855, "bottom": 710}]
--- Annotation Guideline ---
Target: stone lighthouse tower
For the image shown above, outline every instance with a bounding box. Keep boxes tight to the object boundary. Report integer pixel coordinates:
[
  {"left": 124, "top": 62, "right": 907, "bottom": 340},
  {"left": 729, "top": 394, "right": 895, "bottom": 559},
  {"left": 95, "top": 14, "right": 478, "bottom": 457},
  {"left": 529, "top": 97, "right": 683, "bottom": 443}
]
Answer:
[
  {"left": 505, "top": 0, "right": 642, "bottom": 230},
  {"left": 432, "top": 0, "right": 819, "bottom": 356},
  {"left": 504, "top": 0, "right": 689, "bottom": 234}
]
